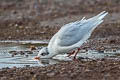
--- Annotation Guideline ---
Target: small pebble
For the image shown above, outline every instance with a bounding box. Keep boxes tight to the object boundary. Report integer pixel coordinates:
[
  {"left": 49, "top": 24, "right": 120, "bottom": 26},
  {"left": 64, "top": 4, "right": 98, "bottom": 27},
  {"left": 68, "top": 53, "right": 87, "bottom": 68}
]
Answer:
[{"left": 46, "top": 72, "right": 55, "bottom": 77}]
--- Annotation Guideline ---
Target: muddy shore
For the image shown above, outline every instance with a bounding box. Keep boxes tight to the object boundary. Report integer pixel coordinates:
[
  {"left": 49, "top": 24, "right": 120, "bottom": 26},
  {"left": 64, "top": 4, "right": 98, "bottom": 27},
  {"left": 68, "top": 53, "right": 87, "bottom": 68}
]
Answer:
[
  {"left": 0, "top": 0, "right": 120, "bottom": 40},
  {"left": 0, "top": 59, "right": 120, "bottom": 80},
  {"left": 0, "top": 0, "right": 120, "bottom": 80}
]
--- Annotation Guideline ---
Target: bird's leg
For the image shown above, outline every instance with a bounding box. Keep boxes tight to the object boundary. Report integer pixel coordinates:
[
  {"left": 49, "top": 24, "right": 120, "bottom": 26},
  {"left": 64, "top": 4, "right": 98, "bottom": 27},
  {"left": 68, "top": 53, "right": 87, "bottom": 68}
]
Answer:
[
  {"left": 67, "top": 50, "right": 75, "bottom": 57},
  {"left": 73, "top": 48, "right": 80, "bottom": 60}
]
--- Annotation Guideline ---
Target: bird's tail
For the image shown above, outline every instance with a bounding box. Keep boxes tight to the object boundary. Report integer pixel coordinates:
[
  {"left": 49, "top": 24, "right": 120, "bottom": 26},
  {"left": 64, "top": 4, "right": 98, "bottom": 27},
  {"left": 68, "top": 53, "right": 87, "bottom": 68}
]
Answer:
[
  {"left": 74, "top": 11, "right": 108, "bottom": 48},
  {"left": 88, "top": 11, "right": 108, "bottom": 21},
  {"left": 86, "top": 11, "right": 108, "bottom": 31}
]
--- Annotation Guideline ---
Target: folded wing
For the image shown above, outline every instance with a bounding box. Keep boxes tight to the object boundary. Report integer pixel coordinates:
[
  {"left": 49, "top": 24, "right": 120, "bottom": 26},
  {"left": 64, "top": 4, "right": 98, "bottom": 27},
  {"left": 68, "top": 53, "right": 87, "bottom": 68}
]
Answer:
[{"left": 56, "top": 11, "right": 108, "bottom": 47}]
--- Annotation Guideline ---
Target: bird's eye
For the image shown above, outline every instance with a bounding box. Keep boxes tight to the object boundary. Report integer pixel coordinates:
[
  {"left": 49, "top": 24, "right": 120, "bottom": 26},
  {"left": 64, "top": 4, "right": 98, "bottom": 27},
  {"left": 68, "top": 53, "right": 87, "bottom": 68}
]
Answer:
[{"left": 41, "top": 53, "right": 45, "bottom": 56}]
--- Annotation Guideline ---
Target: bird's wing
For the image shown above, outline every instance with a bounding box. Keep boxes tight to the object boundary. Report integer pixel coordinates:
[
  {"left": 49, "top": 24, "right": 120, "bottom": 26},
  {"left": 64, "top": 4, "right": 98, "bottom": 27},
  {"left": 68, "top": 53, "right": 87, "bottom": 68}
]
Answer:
[{"left": 55, "top": 11, "right": 108, "bottom": 47}]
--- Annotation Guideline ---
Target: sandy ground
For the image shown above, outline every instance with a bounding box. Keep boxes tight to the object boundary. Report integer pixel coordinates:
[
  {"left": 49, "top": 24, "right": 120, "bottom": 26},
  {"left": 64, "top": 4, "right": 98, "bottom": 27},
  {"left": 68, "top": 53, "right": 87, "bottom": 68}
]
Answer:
[{"left": 0, "top": 0, "right": 120, "bottom": 80}]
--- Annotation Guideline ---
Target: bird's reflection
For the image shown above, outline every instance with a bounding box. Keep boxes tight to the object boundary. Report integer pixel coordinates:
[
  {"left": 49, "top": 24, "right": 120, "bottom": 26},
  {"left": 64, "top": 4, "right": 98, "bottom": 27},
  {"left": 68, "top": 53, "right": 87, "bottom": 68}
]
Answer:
[{"left": 37, "top": 59, "right": 59, "bottom": 66}]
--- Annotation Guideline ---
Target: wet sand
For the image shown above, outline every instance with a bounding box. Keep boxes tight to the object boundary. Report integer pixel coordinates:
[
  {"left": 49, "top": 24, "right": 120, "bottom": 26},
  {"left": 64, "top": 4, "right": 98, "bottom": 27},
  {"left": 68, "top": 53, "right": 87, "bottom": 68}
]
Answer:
[{"left": 0, "top": 0, "right": 120, "bottom": 80}]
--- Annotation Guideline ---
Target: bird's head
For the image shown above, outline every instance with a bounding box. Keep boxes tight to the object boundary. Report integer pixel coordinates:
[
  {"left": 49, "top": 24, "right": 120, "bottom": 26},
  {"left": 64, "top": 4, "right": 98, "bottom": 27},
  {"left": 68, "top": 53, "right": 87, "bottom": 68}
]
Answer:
[{"left": 34, "top": 47, "right": 49, "bottom": 60}]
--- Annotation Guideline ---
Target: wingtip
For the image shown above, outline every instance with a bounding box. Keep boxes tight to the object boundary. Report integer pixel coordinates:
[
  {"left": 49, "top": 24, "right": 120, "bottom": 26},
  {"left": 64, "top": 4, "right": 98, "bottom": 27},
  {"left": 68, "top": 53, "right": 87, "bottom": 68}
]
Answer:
[
  {"left": 102, "top": 11, "right": 109, "bottom": 15},
  {"left": 98, "top": 11, "right": 108, "bottom": 20}
]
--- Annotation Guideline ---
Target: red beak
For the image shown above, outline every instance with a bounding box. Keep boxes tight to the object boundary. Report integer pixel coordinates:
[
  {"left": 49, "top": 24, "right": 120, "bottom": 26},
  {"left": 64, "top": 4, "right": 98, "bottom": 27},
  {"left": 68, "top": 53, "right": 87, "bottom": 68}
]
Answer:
[{"left": 34, "top": 56, "right": 40, "bottom": 60}]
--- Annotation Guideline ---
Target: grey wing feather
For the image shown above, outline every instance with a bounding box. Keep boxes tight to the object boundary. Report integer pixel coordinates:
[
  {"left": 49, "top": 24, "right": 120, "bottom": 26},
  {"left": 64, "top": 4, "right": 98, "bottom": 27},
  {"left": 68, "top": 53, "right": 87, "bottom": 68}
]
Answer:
[
  {"left": 56, "top": 18, "right": 86, "bottom": 46},
  {"left": 56, "top": 11, "right": 108, "bottom": 46}
]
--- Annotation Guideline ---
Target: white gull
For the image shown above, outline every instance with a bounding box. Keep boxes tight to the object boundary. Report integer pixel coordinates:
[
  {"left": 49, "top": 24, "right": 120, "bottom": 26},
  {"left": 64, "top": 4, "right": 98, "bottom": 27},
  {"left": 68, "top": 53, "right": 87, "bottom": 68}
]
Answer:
[{"left": 34, "top": 11, "right": 108, "bottom": 60}]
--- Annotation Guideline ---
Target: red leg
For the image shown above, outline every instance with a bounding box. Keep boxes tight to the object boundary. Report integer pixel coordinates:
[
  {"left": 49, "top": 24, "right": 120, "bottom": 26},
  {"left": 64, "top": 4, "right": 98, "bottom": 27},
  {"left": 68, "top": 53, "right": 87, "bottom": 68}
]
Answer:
[
  {"left": 67, "top": 50, "right": 75, "bottom": 57},
  {"left": 73, "top": 48, "right": 80, "bottom": 60}
]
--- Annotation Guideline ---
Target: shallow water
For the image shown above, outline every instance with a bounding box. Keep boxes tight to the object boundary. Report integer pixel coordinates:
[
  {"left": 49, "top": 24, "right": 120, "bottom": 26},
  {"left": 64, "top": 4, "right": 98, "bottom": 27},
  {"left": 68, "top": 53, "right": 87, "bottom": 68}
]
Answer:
[{"left": 0, "top": 41, "right": 120, "bottom": 69}]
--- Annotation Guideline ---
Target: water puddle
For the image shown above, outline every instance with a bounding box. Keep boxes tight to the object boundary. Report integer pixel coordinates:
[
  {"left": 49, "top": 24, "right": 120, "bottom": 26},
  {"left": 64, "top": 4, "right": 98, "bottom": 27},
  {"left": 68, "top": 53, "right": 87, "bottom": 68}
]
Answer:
[{"left": 0, "top": 40, "right": 120, "bottom": 68}]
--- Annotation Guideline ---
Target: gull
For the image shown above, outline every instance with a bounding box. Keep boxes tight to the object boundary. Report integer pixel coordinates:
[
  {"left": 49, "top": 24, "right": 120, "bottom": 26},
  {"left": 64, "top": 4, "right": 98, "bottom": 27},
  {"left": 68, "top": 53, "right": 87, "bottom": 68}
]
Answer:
[{"left": 34, "top": 11, "right": 108, "bottom": 60}]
